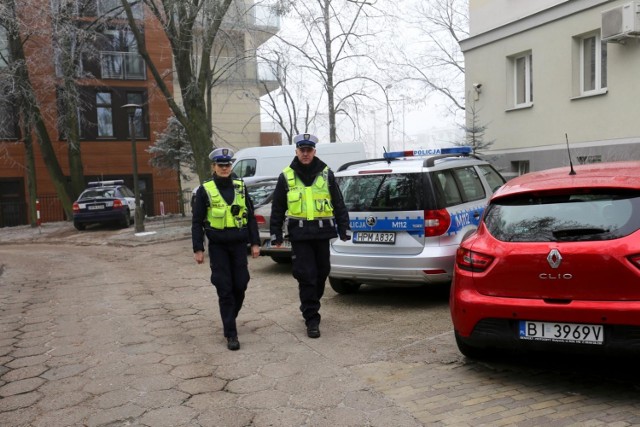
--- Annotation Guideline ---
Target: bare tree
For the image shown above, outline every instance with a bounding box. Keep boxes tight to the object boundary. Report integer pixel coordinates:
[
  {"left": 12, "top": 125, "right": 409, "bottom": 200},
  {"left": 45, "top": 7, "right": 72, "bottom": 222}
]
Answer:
[
  {"left": 389, "top": 0, "right": 468, "bottom": 115},
  {"left": 1, "top": 0, "right": 76, "bottom": 219},
  {"left": 260, "top": 0, "right": 390, "bottom": 143},
  {"left": 1, "top": 0, "right": 112, "bottom": 220},
  {"left": 120, "top": 0, "right": 253, "bottom": 183},
  {"left": 258, "top": 47, "right": 315, "bottom": 145}
]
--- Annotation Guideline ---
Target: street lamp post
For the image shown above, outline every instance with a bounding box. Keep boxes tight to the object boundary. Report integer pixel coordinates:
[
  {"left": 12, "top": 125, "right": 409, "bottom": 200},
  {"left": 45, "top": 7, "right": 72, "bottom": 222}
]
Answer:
[
  {"left": 385, "top": 84, "right": 392, "bottom": 152},
  {"left": 122, "top": 103, "right": 145, "bottom": 233}
]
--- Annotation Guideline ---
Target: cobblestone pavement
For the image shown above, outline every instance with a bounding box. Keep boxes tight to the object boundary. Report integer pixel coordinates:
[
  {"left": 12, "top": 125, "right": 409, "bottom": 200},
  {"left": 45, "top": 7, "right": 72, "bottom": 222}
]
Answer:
[{"left": 1, "top": 219, "right": 640, "bottom": 426}]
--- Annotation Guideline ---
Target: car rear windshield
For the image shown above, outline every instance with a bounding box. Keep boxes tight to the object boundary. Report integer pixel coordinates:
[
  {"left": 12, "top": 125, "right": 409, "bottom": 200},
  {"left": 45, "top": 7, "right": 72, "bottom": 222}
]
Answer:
[
  {"left": 248, "top": 181, "right": 277, "bottom": 207},
  {"left": 336, "top": 173, "right": 421, "bottom": 212},
  {"left": 81, "top": 189, "right": 116, "bottom": 199},
  {"left": 484, "top": 190, "right": 640, "bottom": 242}
]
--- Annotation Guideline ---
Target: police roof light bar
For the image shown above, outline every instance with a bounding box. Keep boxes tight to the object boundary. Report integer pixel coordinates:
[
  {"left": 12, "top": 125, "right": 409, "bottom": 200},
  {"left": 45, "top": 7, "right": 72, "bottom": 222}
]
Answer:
[
  {"left": 88, "top": 180, "right": 125, "bottom": 187},
  {"left": 383, "top": 146, "right": 472, "bottom": 160}
]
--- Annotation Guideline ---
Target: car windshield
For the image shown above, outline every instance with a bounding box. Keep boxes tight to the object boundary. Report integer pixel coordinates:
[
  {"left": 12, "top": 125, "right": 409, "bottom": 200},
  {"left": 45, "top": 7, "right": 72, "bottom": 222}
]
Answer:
[
  {"left": 484, "top": 190, "right": 640, "bottom": 242},
  {"left": 336, "top": 173, "right": 420, "bottom": 211}
]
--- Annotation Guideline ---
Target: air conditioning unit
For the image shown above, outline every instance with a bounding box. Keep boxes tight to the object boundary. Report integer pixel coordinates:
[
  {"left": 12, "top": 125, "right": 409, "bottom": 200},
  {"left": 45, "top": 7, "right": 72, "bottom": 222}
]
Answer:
[{"left": 602, "top": 1, "right": 640, "bottom": 42}]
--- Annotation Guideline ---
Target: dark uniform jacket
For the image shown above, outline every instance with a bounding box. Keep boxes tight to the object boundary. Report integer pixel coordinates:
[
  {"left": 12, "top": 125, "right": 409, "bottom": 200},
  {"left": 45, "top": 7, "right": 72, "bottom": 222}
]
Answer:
[
  {"left": 270, "top": 156, "right": 350, "bottom": 243},
  {"left": 192, "top": 175, "right": 260, "bottom": 252}
]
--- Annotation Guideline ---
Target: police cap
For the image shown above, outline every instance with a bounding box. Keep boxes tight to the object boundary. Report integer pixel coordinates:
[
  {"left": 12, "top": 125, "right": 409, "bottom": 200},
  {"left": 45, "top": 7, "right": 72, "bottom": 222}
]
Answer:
[
  {"left": 293, "top": 133, "right": 318, "bottom": 148},
  {"left": 209, "top": 147, "right": 235, "bottom": 165}
]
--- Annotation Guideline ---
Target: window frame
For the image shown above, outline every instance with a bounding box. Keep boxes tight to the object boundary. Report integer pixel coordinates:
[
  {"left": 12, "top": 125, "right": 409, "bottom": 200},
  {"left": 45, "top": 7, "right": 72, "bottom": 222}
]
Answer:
[
  {"left": 0, "top": 25, "right": 8, "bottom": 69},
  {"left": 580, "top": 33, "right": 607, "bottom": 95},
  {"left": 513, "top": 52, "right": 533, "bottom": 108},
  {"left": 96, "top": 91, "right": 114, "bottom": 138}
]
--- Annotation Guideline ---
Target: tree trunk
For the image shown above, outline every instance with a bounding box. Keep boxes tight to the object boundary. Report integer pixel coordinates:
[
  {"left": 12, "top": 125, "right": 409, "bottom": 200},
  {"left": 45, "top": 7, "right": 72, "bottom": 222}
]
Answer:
[
  {"left": 22, "top": 121, "right": 38, "bottom": 227},
  {"left": 6, "top": 0, "right": 75, "bottom": 219}
]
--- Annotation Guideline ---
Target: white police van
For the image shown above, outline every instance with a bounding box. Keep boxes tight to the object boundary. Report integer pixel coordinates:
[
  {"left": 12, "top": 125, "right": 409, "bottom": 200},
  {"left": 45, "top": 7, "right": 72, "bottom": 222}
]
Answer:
[{"left": 329, "top": 147, "right": 506, "bottom": 294}]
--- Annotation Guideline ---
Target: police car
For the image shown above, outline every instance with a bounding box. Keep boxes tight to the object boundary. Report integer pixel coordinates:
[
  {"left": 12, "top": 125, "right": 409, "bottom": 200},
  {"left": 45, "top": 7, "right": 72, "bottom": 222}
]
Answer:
[
  {"left": 328, "top": 147, "right": 506, "bottom": 294},
  {"left": 72, "top": 180, "right": 142, "bottom": 230}
]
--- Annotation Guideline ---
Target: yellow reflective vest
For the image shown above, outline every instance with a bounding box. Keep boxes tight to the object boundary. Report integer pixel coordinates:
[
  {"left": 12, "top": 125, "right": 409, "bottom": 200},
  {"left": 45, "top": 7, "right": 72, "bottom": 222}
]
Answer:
[
  {"left": 283, "top": 166, "right": 334, "bottom": 220},
  {"left": 202, "top": 179, "right": 247, "bottom": 229}
]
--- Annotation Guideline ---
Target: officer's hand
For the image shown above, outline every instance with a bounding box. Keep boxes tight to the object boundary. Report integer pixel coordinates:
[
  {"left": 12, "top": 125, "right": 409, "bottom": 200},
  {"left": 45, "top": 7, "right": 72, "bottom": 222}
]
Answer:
[
  {"left": 194, "top": 251, "right": 205, "bottom": 264},
  {"left": 340, "top": 232, "right": 351, "bottom": 242},
  {"left": 250, "top": 244, "right": 260, "bottom": 259}
]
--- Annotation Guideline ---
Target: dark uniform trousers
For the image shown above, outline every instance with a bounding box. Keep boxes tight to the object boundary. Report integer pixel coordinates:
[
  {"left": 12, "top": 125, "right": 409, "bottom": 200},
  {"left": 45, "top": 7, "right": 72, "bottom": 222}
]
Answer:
[
  {"left": 209, "top": 241, "right": 249, "bottom": 338},
  {"left": 291, "top": 239, "right": 330, "bottom": 327}
]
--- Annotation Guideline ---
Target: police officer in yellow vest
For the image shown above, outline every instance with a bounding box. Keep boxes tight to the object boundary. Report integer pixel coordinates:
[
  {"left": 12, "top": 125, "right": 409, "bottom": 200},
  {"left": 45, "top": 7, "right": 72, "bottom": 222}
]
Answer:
[
  {"left": 192, "top": 147, "right": 260, "bottom": 351},
  {"left": 270, "top": 134, "right": 351, "bottom": 338}
]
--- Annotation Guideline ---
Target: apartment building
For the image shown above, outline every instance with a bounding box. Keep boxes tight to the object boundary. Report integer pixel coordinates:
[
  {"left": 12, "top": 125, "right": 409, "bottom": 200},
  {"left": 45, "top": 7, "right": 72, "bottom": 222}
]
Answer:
[
  {"left": 0, "top": 0, "right": 280, "bottom": 227},
  {"left": 0, "top": 0, "right": 175, "bottom": 227},
  {"left": 461, "top": 0, "right": 640, "bottom": 177}
]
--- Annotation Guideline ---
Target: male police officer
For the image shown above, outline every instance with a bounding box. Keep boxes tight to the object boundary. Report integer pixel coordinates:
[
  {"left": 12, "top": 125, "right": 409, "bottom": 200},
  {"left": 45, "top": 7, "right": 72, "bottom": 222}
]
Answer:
[
  {"left": 192, "top": 147, "right": 260, "bottom": 350},
  {"left": 270, "top": 134, "right": 350, "bottom": 338}
]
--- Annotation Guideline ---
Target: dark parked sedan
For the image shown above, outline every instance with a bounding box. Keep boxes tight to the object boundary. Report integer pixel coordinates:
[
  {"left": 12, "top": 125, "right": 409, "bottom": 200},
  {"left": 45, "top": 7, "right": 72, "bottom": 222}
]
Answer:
[{"left": 72, "top": 180, "right": 142, "bottom": 230}]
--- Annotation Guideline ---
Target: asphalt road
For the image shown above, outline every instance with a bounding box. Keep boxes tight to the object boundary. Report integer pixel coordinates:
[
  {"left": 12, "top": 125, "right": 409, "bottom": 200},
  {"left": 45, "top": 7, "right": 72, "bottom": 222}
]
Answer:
[{"left": 1, "top": 218, "right": 640, "bottom": 426}]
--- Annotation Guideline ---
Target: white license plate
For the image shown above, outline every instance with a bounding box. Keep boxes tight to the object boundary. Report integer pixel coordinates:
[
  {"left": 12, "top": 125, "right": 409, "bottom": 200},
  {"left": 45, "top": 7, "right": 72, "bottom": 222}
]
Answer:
[
  {"left": 264, "top": 240, "right": 291, "bottom": 249},
  {"left": 88, "top": 205, "right": 104, "bottom": 210},
  {"left": 519, "top": 321, "right": 604, "bottom": 345},
  {"left": 353, "top": 231, "right": 396, "bottom": 244}
]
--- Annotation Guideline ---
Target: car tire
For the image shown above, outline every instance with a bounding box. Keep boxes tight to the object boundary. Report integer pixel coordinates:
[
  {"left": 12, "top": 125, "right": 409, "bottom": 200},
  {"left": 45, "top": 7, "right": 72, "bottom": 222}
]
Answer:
[
  {"left": 270, "top": 255, "right": 291, "bottom": 264},
  {"left": 74, "top": 221, "right": 86, "bottom": 231},
  {"left": 329, "top": 277, "right": 361, "bottom": 294},
  {"left": 120, "top": 209, "right": 131, "bottom": 228},
  {"left": 454, "top": 331, "right": 492, "bottom": 360}
]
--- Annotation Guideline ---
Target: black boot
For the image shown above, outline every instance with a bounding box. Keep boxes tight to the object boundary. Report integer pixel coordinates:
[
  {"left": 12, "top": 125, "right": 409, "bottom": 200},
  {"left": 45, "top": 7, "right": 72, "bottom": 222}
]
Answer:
[{"left": 227, "top": 336, "right": 240, "bottom": 350}]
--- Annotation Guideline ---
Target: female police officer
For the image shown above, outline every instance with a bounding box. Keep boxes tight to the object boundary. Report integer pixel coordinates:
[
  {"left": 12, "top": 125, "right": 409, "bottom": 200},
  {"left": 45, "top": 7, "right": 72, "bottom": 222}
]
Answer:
[{"left": 192, "top": 147, "right": 260, "bottom": 350}]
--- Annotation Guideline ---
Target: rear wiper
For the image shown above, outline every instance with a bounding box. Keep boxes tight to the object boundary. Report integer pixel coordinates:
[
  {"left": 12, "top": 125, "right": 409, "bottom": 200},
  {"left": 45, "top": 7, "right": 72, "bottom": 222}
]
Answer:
[{"left": 552, "top": 228, "right": 608, "bottom": 240}]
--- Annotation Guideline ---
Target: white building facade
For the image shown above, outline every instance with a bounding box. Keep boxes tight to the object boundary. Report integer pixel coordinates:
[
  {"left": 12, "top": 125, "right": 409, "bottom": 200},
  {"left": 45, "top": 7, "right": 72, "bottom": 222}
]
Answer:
[{"left": 462, "top": 0, "right": 640, "bottom": 177}]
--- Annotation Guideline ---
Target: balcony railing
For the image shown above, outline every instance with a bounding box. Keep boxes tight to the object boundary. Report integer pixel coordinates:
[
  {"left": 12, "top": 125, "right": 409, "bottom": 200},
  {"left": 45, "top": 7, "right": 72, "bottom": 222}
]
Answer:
[
  {"left": 100, "top": 52, "right": 146, "bottom": 80},
  {"left": 97, "top": 0, "right": 144, "bottom": 20}
]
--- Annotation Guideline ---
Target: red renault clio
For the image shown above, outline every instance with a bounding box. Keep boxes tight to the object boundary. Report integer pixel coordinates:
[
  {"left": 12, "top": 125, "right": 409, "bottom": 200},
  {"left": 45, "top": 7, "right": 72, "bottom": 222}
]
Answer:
[{"left": 450, "top": 161, "right": 640, "bottom": 358}]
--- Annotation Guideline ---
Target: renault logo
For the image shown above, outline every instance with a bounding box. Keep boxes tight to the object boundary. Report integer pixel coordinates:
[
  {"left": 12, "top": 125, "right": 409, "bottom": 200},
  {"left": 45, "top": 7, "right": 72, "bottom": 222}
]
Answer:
[
  {"left": 547, "top": 249, "right": 562, "bottom": 269},
  {"left": 366, "top": 216, "right": 376, "bottom": 227}
]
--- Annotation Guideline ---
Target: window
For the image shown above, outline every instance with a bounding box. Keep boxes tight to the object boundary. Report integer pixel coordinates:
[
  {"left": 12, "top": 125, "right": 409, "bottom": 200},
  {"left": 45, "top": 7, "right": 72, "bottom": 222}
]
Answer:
[
  {"left": 485, "top": 191, "right": 640, "bottom": 242},
  {"left": 99, "top": 28, "right": 145, "bottom": 80},
  {"left": 0, "top": 25, "right": 9, "bottom": 68},
  {"left": 0, "top": 94, "right": 18, "bottom": 139},
  {"left": 232, "top": 159, "right": 257, "bottom": 178},
  {"left": 511, "top": 160, "right": 530, "bottom": 176},
  {"left": 126, "top": 92, "right": 145, "bottom": 138},
  {"left": 79, "top": 87, "right": 147, "bottom": 140},
  {"left": 477, "top": 165, "right": 506, "bottom": 192},
  {"left": 580, "top": 34, "right": 607, "bottom": 94},
  {"left": 96, "top": 92, "right": 113, "bottom": 137},
  {"left": 97, "top": 0, "right": 143, "bottom": 19},
  {"left": 513, "top": 52, "right": 533, "bottom": 106},
  {"left": 338, "top": 173, "right": 420, "bottom": 212}
]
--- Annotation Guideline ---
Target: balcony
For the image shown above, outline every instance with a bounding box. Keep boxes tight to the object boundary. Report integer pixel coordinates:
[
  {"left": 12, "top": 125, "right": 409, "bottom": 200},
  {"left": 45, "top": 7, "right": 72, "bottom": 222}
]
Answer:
[
  {"left": 257, "top": 59, "right": 279, "bottom": 96},
  {"left": 97, "top": 0, "right": 143, "bottom": 20},
  {"left": 100, "top": 52, "right": 146, "bottom": 80},
  {"left": 221, "top": 3, "right": 280, "bottom": 45}
]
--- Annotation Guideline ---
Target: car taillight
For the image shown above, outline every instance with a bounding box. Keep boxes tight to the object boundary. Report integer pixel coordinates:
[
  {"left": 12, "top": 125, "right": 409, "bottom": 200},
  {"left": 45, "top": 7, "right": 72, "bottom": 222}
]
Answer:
[
  {"left": 255, "top": 214, "right": 266, "bottom": 225},
  {"left": 424, "top": 209, "right": 451, "bottom": 237},
  {"left": 629, "top": 254, "right": 640, "bottom": 270},
  {"left": 73, "top": 202, "right": 80, "bottom": 212},
  {"left": 456, "top": 247, "right": 494, "bottom": 272},
  {"left": 113, "top": 199, "right": 123, "bottom": 208}
]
